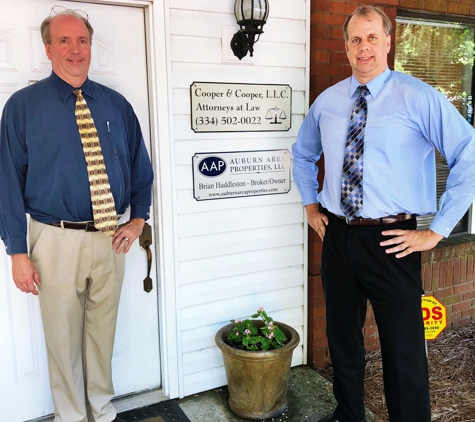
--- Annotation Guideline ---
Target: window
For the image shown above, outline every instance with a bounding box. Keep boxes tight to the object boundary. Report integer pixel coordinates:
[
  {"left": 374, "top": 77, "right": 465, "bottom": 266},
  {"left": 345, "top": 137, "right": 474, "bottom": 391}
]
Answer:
[{"left": 395, "top": 15, "right": 475, "bottom": 234}]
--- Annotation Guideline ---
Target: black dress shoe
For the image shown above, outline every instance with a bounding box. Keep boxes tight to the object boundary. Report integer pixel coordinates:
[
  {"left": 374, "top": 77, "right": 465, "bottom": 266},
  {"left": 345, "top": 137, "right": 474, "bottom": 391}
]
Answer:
[
  {"left": 318, "top": 415, "right": 339, "bottom": 422},
  {"left": 318, "top": 414, "right": 366, "bottom": 422},
  {"left": 112, "top": 416, "right": 126, "bottom": 422}
]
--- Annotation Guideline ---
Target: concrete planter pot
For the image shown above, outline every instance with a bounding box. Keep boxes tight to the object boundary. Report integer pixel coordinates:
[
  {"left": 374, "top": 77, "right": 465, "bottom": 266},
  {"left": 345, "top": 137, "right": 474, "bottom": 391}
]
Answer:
[{"left": 215, "top": 320, "right": 300, "bottom": 420}]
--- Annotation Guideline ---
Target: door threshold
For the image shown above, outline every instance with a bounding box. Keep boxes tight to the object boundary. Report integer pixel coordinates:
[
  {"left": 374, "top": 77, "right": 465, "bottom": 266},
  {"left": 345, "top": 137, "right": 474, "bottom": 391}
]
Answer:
[{"left": 28, "top": 387, "right": 168, "bottom": 422}]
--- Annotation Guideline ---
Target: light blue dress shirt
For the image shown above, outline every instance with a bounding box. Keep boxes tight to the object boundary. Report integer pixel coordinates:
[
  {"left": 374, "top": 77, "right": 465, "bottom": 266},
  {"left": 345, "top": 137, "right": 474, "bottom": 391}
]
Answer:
[{"left": 292, "top": 67, "right": 475, "bottom": 237}]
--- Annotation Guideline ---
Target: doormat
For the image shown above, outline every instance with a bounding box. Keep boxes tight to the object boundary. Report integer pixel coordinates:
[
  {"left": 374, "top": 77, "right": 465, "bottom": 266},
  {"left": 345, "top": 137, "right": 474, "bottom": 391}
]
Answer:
[{"left": 118, "top": 399, "right": 191, "bottom": 422}]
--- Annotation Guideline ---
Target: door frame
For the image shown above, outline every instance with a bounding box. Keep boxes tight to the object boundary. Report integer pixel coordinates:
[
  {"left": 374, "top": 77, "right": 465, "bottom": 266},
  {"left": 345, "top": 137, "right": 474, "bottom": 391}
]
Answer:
[{"left": 66, "top": 0, "right": 180, "bottom": 399}]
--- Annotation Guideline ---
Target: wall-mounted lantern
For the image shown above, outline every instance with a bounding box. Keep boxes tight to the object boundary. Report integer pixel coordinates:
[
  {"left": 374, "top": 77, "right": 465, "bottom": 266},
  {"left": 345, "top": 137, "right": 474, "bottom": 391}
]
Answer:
[{"left": 231, "top": 0, "right": 269, "bottom": 60}]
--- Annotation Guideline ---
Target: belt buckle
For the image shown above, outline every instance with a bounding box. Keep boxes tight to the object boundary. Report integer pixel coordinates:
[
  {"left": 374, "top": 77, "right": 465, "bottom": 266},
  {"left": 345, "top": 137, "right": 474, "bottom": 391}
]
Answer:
[
  {"left": 345, "top": 216, "right": 350, "bottom": 225},
  {"left": 84, "top": 222, "right": 90, "bottom": 231}
]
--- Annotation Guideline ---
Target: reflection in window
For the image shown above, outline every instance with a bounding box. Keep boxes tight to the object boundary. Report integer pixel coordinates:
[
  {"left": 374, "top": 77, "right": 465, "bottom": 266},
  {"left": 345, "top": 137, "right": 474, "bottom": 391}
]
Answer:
[{"left": 395, "top": 16, "right": 475, "bottom": 234}]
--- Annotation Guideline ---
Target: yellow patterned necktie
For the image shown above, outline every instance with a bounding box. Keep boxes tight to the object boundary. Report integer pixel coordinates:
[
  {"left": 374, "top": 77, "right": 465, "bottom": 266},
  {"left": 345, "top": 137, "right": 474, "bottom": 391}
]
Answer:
[{"left": 73, "top": 89, "right": 118, "bottom": 236}]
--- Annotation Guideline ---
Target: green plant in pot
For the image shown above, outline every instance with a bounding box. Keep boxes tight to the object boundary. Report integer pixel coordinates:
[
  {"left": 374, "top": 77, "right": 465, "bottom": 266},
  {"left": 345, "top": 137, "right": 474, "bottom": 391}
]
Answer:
[{"left": 215, "top": 308, "right": 300, "bottom": 420}]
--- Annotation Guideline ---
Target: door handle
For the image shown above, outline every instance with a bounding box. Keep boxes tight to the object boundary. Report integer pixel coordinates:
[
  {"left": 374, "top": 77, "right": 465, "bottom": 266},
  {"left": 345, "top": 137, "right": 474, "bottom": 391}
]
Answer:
[{"left": 139, "top": 222, "right": 153, "bottom": 293}]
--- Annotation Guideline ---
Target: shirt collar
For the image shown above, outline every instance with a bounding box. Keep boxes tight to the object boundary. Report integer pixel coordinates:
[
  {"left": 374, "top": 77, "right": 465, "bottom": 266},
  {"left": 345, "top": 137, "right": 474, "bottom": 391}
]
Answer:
[
  {"left": 49, "top": 71, "right": 95, "bottom": 101},
  {"left": 349, "top": 67, "right": 391, "bottom": 99}
]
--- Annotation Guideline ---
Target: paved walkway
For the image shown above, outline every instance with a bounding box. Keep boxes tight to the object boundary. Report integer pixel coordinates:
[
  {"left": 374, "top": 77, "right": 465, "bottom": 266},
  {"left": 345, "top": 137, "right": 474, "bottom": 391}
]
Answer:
[
  {"left": 178, "top": 366, "right": 375, "bottom": 422},
  {"left": 35, "top": 366, "right": 375, "bottom": 422}
]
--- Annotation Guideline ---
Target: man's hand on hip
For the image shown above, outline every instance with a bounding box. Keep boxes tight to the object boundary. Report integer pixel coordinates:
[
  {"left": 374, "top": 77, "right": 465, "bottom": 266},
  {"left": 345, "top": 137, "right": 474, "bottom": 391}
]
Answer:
[
  {"left": 11, "top": 254, "right": 40, "bottom": 295},
  {"left": 305, "top": 203, "right": 329, "bottom": 241},
  {"left": 380, "top": 228, "right": 443, "bottom": 258},
  {"left": 112, "top": 218, "right": 145, "bottom": 254}
]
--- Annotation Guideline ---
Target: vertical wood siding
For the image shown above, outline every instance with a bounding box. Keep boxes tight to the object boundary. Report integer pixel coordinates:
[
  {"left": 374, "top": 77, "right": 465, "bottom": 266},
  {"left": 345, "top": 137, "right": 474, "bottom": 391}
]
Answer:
[{"left": 169, "top": 0, "right": 308, "bottom": 396}]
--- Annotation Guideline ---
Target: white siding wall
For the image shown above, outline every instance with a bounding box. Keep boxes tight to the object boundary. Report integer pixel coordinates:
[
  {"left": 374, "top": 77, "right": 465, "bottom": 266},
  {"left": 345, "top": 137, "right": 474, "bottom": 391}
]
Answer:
[{"left": 168, "top": 0, "right": 309, "bottom": 397}]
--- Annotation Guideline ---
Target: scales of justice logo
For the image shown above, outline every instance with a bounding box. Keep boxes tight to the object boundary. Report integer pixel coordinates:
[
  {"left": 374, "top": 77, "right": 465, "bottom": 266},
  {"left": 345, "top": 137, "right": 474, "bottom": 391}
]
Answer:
[{"left": 265, "top": 107, "right": 287, "bottom": 125}]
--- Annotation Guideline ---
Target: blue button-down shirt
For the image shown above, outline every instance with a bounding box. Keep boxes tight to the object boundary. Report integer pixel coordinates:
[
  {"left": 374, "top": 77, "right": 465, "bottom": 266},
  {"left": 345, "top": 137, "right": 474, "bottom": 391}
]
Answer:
[
  {"left": 0, "top": 72, "right": 153, "bottom": 254},
  {"left": 292, "top": 68, "right": 475, "bottom": 237}
]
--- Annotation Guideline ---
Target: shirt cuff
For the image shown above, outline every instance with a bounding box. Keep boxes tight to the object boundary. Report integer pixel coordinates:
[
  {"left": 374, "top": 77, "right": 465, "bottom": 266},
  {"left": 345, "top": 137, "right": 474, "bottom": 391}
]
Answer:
[
  {"left": 300, "top": 191, "right": 319, "bottom": 208},
  {"left": 130, "top": 204, "right": 151, "bottom": 221},
  {"left": 429, "top": 213, "right": 455, "bottom": 238},
  {"left": 3, "top": 237, "right": 28, "bottom": 255}
]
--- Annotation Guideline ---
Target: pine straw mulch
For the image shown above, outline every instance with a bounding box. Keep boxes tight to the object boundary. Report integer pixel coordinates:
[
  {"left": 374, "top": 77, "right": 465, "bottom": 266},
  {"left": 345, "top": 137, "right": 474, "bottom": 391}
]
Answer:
[{"left": 318, "top": 323, "right": 475, "bottom": 422}]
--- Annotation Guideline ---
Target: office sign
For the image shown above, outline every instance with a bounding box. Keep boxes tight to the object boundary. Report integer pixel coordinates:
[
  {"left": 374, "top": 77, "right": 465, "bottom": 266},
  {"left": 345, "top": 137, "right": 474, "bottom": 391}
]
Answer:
[
  {"left": 192, "top": 150, "right": 291, "bottom": 201},
  {"left": 191, "top": 82, "right": 292, "bottom": 133}
]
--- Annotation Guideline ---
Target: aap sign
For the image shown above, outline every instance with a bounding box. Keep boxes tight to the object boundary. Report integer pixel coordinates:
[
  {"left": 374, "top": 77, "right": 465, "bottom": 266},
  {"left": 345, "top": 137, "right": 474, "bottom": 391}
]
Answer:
[
  {"left": 198, "top": 156, "right": 226, "bottom": 177},
  {"left": 192, "top": 150, "right": 291, "bottom": 201},
  {"left": 421, "top": 295, "right": 447, "bottom": 341}
]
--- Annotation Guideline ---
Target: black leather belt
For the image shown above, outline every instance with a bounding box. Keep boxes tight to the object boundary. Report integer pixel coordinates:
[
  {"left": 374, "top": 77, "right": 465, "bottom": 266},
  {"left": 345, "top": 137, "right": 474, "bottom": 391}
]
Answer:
[
  {"left": 49, "top": 221, "right": 98, "bottom": 232},
  {"left": 333, "top": 213, "right": 414, "bottom": 226}
]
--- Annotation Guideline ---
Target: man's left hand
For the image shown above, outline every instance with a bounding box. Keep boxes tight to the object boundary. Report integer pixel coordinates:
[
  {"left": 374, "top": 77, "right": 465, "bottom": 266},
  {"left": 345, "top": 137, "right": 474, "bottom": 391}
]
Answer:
[
  {"left": 112, "top": 218, "right": 145, "bottom": 254},
  {"left": 380, "top": 228, "right": 443, "bottom": 258}
]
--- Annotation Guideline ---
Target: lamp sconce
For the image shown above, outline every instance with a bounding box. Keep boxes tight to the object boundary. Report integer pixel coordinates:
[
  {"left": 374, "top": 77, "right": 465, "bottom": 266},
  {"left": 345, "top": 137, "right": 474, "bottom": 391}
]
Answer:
[{"left": 231, "top": 0, "right": 269, "bottom": 60}]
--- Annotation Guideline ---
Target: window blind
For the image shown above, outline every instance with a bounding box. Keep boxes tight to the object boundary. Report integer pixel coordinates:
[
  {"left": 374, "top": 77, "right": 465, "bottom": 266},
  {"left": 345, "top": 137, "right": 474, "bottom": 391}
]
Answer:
[{"left": 395, "top": 19, "right": 474, "bottom": 233}]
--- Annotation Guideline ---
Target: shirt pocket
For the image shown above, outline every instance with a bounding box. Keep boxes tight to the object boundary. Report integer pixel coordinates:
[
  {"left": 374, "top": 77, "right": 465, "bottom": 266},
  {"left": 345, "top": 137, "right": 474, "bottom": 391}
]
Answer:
[{"left": 107, "top": 122, "right": 127, "bottom": 156}]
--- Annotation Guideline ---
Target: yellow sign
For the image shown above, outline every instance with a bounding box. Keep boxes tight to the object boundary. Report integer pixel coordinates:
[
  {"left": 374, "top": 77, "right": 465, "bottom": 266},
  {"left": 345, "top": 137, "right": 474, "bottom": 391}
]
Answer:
[{"left": 421, "top": 296, "right": 447, "bottom": 340}]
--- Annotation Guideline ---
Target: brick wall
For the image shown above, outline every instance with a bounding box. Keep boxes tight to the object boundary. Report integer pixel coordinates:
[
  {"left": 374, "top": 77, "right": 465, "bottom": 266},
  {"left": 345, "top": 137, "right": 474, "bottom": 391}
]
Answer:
[
  {"left": 308, "top": 0, "right": 475, "bottom": 370},
  {"left": 423, "top": 236, "right": 475, "bottom": 329}
]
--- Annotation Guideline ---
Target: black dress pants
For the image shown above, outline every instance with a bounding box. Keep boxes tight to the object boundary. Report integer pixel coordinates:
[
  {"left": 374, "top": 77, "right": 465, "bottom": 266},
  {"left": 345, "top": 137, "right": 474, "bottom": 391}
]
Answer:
[{"left": 321, "top": 212, "right": 431, "bottom": 422}]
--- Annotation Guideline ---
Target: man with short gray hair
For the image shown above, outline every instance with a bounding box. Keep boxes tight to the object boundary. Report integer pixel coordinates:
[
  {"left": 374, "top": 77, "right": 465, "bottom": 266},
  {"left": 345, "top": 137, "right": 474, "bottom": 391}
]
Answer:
[
  {"left": 0, "top": 7, "right": 153, "bottom": 422},
  {"left": 292, "top": 5, "right": 475, "bottom": 422}
]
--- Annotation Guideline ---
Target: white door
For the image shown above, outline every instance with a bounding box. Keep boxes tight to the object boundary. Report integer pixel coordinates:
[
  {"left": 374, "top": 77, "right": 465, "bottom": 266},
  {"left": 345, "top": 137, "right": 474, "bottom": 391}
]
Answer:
[{"left": 0, "top": 1, "right": 161, "bottom": 421}]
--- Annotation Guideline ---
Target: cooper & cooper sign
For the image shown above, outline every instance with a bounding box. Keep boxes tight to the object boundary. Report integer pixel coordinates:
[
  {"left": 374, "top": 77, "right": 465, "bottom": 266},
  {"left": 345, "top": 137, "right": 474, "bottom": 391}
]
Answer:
[{"left": 191, "top": 82, "right": 292, "bottom": 133}]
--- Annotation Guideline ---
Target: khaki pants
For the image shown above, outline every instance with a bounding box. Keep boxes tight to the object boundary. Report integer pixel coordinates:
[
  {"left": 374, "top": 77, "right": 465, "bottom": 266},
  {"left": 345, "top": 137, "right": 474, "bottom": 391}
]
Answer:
[{"left": 30, "top": 219, "right": 125, "bottom": 422}]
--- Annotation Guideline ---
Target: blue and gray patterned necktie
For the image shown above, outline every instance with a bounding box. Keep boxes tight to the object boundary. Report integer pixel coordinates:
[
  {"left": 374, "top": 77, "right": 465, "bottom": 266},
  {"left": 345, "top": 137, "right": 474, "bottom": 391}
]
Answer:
[{"left": 341, "top": 85, "right": 370, "bottom": 220}]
